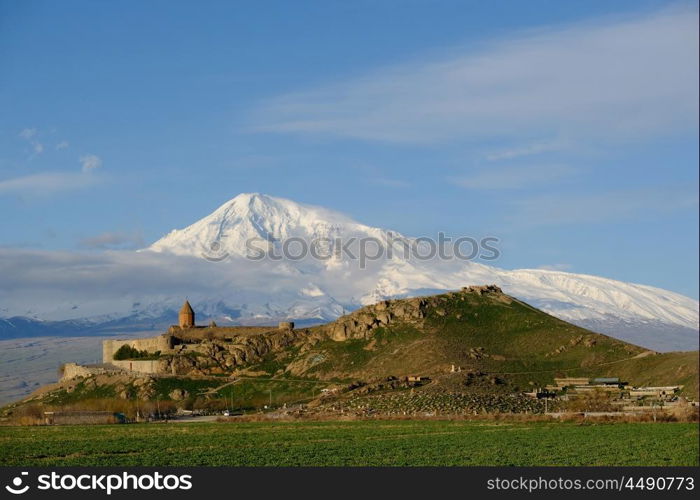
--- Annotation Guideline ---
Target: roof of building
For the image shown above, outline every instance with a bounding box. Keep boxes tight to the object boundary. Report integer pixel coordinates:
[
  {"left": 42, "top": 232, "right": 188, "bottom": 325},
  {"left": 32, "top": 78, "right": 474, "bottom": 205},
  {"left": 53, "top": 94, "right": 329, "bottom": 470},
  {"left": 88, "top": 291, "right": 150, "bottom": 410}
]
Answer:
[{"left": 179, "top": 300, "right": 194, "bottom": 315}]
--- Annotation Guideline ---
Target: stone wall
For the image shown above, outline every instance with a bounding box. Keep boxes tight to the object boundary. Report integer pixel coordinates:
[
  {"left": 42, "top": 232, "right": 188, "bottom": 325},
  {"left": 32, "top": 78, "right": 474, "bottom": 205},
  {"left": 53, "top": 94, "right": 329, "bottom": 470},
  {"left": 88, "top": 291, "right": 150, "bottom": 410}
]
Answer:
[
  {"left": 60, "top": 362, "right": 122, "bottom": 381},
  {"left": 61, "top": 362, "right": 99, "bottom": 381},
  {"left": 110, "top": 359, "right": 162, "bottom": 374},
  {"left": 102, "top": 335, "right": 173, "bottom": 363},
  {"left": 171, "top": 326, "right": 276, "bottom": 343}
]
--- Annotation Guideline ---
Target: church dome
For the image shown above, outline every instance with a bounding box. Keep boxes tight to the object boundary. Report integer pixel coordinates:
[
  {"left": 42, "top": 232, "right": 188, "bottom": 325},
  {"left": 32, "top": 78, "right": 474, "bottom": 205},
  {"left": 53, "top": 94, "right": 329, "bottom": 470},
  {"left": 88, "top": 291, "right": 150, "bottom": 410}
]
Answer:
[
  {"left": 178, "top": 300, "right": 195, "bottom": 328},
  {"left": 180, "top": 300, "right": 194, "bottom": 315}
]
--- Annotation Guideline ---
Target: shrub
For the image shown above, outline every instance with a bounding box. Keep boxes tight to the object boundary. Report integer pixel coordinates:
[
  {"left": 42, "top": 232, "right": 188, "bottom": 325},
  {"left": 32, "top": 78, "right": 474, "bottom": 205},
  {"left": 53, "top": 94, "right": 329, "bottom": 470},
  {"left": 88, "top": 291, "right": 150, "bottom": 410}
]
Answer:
[
  {"left": 9, "top": 404, "right": 45, "bottom": 426},
  {"left": 113, "top": 345, "right": 159, "bottom": 360}
]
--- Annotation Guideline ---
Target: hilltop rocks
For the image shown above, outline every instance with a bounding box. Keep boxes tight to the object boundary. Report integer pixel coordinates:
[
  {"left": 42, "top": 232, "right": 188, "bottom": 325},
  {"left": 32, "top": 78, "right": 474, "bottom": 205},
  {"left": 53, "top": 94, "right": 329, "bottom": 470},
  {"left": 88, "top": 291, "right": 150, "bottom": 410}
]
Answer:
[
  {"left": 324, "top": 298, "right": 429, "bottom": 341},
  {"left": 461, "top": 284, "right": 503, "bottom": 295},
  {"left": 158, "top": 328, "right": 314, "bottom": 376},
  {"left": 323, "top": 284, "right": 505, "bottom": 341}
]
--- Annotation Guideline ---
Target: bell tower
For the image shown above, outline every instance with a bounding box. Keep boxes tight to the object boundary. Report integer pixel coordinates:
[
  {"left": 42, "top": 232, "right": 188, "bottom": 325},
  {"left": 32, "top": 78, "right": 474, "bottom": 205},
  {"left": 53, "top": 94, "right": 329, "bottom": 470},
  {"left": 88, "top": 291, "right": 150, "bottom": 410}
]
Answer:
[{"left": 178, "top": 300, "right": 195, "bottom": 329}]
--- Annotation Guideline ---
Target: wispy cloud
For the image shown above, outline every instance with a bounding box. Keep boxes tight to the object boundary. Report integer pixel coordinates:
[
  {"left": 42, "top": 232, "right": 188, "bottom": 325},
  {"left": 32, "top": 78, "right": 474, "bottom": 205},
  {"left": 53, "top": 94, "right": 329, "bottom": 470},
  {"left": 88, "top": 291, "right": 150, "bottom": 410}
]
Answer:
[
  {"left": 56, "top": 141, "right": 69, "bottom": 151},
  {"left": 252, "top": 7, "right": 698, "bottom": 144},
  {"left": 79, "top": 231, "right": 144, "bottom": 250},
  {"left": 485, "top": 140, "right": 564, "bottom": 162},
  {"left": 18, "top": 128, "right": 44, "bottom": 156},
  {"left": 79, "top": 154, "right": 102, "bottom": 172},
  {"left": 450, "top": 164, "right": 577, "bottom": 190},
  {"left": 510, "top": 185, "right": 699, "bottom": 227},
  {"left": 0, "top": 248, "right": 316, "bottom": 320},
  {"left": 0, "top": 172, "right": 100, "bottom": 196},
  {"left": 18, "top": 128, "right": 36, "bottom": 140}
]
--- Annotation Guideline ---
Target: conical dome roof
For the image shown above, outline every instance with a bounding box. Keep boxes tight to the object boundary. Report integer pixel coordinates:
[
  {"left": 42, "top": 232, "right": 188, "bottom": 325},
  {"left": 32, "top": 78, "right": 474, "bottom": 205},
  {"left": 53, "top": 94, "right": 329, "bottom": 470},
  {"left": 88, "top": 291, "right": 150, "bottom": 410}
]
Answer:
[{"left": 180, "top": 300, "right": 194, "bottom": 314}]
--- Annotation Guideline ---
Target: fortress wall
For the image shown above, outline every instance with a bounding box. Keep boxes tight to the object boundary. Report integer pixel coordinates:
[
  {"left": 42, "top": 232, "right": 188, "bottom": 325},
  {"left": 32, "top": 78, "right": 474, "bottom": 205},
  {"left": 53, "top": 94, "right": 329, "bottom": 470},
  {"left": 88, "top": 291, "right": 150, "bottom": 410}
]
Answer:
[
  {"left": 60, "top": 363, "right": 124, "bottom": 381},
  {"left": 102, "top": 335, "right": 173, "bottom": 363},
  {"left": 61, "top": 363, "right": 98, "bottom": 381},
  {"left": 110, "top": 359, "right": 161, "bottom": 374},
  {"left": 171, "top": 325, "right": 278, "bottom": 342}
]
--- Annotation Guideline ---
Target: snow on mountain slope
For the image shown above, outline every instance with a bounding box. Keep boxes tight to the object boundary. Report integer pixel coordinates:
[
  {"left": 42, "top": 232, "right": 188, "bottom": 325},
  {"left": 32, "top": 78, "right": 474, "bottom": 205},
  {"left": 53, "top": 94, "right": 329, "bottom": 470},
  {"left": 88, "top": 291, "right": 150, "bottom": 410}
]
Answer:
[
  {"left": 1, "top": 193, "right": 697, "bottom": 351},
  {"left": 149, "top": 193, "right": 377, "bottom": 257},
  {"left": 143, "top": 193, "right": 699, "bottom": 351}
]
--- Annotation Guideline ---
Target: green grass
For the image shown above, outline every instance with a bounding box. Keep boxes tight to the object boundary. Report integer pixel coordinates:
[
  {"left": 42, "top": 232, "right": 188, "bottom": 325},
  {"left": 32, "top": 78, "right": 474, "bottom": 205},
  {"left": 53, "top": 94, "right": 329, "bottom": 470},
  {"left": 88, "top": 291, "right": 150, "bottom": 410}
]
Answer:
[
  {"left": 0, "top": 421, "right": 696, "bottom": 466},
  {"left": 292, "top": 291, "right": 696, "bottom": 396},
  {"left": 152, "top": 377, "right": 221, "bottom": 400},
  {"left": 41, "top": 380, "right": 117, "bottom": 406},
  {"left": 216, "top": 379, "right": 324, "bottom": 410}
]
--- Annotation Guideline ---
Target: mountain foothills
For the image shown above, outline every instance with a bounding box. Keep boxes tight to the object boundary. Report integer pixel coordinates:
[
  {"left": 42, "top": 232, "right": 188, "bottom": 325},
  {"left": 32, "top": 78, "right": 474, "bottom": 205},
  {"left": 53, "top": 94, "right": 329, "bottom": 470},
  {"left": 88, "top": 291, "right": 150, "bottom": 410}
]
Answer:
[
  {"left": 5, "top": 286, "right": 697, "bottom": 418},
  {"left": 0, "top": 194, "right": 697, "bottom": 352}
]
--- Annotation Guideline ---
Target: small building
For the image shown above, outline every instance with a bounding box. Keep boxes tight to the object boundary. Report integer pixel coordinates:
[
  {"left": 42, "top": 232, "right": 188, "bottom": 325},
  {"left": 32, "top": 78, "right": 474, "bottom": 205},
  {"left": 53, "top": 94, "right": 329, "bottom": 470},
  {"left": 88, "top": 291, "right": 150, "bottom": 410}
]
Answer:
[
  {"left": 629, "top": 386, "right": 680, "bottom": 398},
  {"left": 554, "top": 377, "right": 589, "bottom": 388}
]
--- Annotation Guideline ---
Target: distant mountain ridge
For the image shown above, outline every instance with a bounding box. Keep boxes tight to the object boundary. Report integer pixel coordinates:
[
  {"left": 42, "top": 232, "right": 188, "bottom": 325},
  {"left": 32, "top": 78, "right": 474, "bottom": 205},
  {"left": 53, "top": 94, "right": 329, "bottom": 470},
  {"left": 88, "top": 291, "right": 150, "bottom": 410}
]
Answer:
[{"left": 0, "top": 193, "right": 697, "bottom": 352}]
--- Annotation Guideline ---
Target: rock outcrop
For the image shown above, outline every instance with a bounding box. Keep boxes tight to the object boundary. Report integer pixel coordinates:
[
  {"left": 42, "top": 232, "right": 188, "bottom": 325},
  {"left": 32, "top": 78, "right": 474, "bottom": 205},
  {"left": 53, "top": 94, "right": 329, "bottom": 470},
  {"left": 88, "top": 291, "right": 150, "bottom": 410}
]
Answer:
[
  {"left": 158, "top": 327, "right": 320, "bottom": 376},
  {"left": 322, "top": 284, "right": 505, "bottom": 341}
]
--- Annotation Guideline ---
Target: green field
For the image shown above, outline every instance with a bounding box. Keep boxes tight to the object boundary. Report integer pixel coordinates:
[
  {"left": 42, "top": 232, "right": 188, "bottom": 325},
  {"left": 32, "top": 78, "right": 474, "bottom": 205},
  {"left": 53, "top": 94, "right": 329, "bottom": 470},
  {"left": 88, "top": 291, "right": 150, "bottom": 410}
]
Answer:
[{"left": 1, "top": 421, "right": 697, "bottom": 466}]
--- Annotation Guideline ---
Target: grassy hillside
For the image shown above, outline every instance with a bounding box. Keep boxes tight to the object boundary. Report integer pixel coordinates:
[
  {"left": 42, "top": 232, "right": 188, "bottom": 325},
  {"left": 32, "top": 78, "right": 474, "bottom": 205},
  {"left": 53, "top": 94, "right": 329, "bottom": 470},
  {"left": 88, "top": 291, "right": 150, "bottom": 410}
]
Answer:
[
  {"left": 264, "top": 288, "right": 694, "bottom": 393},
  {"left": 594, "top": 351, "right": 699, "bottom": 397},
  {"left": 3, "top": 286, "right": 696, "bottom": 417}
]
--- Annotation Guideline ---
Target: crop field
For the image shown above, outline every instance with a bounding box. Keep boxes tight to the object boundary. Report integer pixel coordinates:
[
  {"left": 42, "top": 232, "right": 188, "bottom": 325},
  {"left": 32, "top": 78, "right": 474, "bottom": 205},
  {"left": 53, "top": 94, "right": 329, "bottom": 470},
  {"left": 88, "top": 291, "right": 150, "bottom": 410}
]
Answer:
[{"left": 0, "top": 420, "right": 697, "bottom": 466}]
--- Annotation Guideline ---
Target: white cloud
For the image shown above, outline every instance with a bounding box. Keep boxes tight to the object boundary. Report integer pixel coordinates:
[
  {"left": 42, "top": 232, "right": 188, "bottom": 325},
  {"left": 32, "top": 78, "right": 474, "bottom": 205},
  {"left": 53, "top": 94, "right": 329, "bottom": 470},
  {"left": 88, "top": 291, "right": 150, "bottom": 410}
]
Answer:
[
  {"left": 79, "top": 154, "right": 102, "bottom": 172},
  {"left": 0, "top": 172, "right": 99, "bottom": 196},
  {"left": 450, "top": 164, "right": 577, "bottom": 190},
  {"left": 56, "top": 141, "right": 69, "bottom": 151},
  {"left": 18, "top": 128, "right": 36, "bottom": 140},
  {"left": 18, "top": 128, "right": 44, "bottom": 156},
  {"left": 485, "top": 140, "right": 564, "bottom": 162},
  {"left": 0, "top": 248, "right": 305, "bottom": 320},
  {"left": 252, "top": 7, "right": 698, "bottom": 144},
  {"left": 79, "top": 232, "right": 144, "bottom": 250}
]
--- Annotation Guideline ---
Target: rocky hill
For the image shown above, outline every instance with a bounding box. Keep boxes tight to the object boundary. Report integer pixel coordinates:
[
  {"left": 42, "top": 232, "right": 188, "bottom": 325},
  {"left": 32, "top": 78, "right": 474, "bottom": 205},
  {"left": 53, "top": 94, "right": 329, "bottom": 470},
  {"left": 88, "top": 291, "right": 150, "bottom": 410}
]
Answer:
[
  {"left": 4, "top": 286, "right": 697, "bottom": 420},
  {"left": 283, "top": 285, "right": 697, "bottom": 395}
]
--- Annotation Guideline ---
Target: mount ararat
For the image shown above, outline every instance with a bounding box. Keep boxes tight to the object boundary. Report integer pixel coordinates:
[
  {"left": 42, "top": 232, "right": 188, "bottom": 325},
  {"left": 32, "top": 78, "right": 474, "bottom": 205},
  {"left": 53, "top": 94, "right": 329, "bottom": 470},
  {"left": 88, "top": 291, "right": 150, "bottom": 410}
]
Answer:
[{"left": 0, "top": 193, "right": 697, "bottom": 352}]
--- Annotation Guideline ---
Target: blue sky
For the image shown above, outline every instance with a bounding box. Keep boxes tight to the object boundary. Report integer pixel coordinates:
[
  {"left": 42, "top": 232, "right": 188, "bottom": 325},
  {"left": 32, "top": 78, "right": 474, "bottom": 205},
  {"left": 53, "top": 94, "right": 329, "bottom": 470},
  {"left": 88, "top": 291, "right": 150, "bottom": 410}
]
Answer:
[{"left": 0, "top": 0, "right": 698, "bottom": 297}]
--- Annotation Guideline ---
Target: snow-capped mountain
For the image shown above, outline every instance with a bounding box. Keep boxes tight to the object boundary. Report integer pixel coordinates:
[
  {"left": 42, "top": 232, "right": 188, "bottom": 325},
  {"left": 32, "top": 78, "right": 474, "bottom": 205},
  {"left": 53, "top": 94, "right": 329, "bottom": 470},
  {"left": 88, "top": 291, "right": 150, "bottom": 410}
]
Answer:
[
  {"left": 144, "top": 193, "right": 698, "bottom": 350},
  {"left": 0, "top": 193, "right": 697, "bottom": 351}
]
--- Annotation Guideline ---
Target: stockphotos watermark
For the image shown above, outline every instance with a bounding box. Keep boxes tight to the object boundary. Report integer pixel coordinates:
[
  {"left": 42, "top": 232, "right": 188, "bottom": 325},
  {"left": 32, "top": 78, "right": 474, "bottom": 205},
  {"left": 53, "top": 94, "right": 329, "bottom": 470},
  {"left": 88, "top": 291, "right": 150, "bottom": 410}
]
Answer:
[
  {"left": 201, "top": 232, "right": 501, "bottom": 268},
  {"left": 4, "top": 471, "right": 192, "bottom": 495}
]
